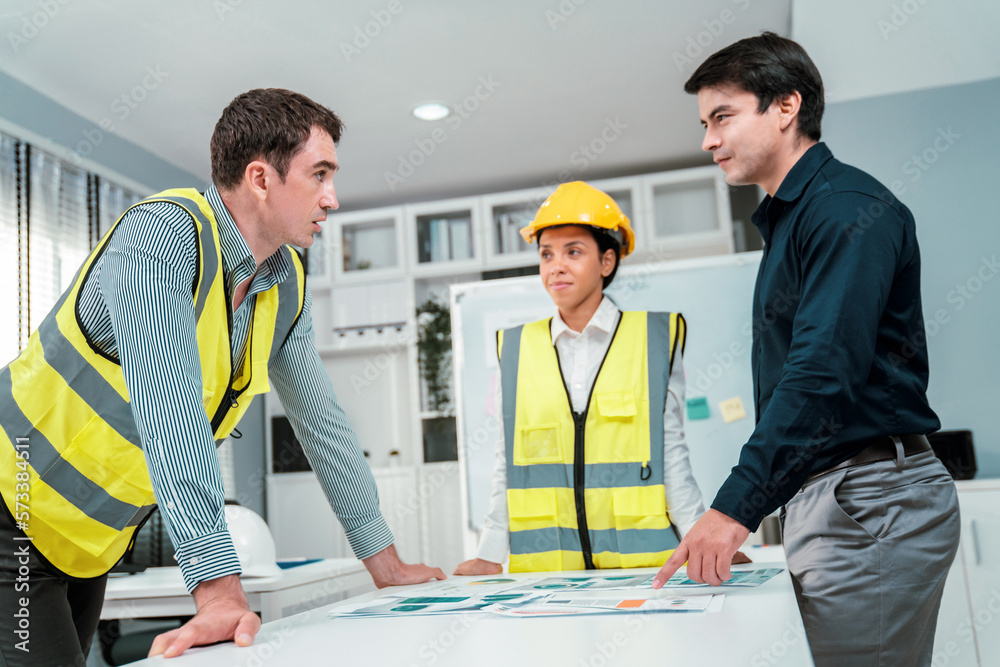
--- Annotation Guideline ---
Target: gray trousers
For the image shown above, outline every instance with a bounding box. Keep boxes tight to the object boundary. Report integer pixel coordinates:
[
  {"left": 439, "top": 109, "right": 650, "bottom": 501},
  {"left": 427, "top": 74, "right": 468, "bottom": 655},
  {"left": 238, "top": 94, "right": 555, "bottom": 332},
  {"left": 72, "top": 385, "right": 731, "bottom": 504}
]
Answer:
[
  {"left": 0, "top": 507, "right": 107, "bottom": 666},
  {"left": 782, "top": 449, "right": 960, "bottom": 667}
]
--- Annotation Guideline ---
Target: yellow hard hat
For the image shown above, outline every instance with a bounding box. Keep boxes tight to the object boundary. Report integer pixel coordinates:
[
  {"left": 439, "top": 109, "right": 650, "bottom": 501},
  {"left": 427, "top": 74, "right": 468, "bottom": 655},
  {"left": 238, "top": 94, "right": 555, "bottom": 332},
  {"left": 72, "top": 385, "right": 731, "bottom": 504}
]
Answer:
[{"left": 520, "top": 181, "right": 636, "bottom": 257}]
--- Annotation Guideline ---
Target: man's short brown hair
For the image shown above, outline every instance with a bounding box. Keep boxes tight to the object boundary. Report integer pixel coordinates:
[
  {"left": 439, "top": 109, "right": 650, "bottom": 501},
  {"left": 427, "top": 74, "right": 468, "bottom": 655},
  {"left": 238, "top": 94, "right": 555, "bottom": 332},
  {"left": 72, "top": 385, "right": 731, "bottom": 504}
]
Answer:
[{"left": 211, "top": 88, "right": 344, "bottom": 190}]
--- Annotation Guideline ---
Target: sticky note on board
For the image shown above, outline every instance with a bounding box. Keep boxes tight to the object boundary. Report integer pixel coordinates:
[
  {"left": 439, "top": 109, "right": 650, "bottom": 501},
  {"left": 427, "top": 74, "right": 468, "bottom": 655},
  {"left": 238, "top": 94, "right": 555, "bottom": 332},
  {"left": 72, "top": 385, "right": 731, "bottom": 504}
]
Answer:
[
  {"left": 686, "top": 397, "right": 710, "bottom": 420},
  {"left": 719, "top": 397, "right": 747, "bottom": 423}
]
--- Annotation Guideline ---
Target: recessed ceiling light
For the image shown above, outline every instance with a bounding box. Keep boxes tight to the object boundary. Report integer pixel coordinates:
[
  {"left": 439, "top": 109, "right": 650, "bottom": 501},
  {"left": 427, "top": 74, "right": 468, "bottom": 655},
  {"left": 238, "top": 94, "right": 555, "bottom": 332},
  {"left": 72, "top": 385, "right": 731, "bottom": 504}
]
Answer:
[{"left": 412, "top": 102, "right": 451, "bottom": 121}]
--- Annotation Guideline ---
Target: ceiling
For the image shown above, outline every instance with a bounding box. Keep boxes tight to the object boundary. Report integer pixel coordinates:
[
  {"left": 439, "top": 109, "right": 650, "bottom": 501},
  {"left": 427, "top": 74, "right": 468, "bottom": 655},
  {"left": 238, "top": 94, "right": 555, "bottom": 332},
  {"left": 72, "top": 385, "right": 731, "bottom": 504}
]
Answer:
[{"left": 0, "top": 0, "right": 791, "bottom": 211}]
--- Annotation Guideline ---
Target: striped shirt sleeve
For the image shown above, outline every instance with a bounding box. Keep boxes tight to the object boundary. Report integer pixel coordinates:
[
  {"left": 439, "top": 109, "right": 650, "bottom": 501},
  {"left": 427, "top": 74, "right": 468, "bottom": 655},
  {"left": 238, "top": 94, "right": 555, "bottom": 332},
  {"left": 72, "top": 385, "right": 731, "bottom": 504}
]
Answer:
[
  {"left": 267, "top": 286, "right": 395, "bottom": 560},
  {"left": 98, "top": 203, "right": 241, "bottom": 592}
]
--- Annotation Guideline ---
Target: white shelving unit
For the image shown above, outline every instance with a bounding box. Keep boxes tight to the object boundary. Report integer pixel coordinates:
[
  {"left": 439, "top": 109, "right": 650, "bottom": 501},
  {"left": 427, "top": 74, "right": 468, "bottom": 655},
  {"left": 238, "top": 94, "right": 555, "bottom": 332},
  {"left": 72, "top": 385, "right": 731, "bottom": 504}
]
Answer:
[
  {"left": 406, "top": 196, "right": 485, "bottom": 277},
  {"left": 263, "top": 165, "right": 738, "bottom": 570}
]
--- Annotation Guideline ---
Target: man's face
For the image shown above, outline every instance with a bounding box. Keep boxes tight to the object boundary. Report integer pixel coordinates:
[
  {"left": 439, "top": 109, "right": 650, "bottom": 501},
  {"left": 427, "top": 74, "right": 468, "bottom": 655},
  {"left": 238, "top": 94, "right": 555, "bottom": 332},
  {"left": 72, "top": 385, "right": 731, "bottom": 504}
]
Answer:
[
  {"left": 538, "top": 225, "right": 613, "bottom": 311},
  {"left": 697, "top": 84, "right": 785, "bottom": 191},
  {"left": 263, "top": 126, "right": 339, "bottom": 248}
]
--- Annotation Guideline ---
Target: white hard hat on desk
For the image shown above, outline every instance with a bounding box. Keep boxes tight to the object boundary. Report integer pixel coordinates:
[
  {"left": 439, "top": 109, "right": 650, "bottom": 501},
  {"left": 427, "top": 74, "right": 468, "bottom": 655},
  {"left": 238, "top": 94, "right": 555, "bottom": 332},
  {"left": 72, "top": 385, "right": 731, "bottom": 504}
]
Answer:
[{"left": 224, "top": 504, "right": 282, "bottom": 578}]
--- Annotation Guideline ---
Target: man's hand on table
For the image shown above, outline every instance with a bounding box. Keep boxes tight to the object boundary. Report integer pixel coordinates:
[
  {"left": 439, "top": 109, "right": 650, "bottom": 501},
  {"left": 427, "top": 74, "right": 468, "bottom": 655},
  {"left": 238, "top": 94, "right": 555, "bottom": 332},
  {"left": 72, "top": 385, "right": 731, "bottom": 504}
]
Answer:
[
  {"left": 453, "top": 558, "right": 503, "bottom": 576},
  {"left": 653, "top": 509, "right": 751, "bottom": 588},
  {"left": 363, "top": 544, "right": 446, "bottom": 588},
  {"left": 147, "top": 574, "right": 260, "bottom": 659}
]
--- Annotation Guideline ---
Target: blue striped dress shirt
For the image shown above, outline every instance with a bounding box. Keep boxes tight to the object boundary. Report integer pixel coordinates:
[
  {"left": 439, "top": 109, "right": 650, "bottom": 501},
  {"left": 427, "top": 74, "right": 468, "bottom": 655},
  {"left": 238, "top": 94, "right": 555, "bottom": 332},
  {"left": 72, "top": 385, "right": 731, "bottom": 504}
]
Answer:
[{"left": 76, "top": 185, "right": 392, "bottom": 591}]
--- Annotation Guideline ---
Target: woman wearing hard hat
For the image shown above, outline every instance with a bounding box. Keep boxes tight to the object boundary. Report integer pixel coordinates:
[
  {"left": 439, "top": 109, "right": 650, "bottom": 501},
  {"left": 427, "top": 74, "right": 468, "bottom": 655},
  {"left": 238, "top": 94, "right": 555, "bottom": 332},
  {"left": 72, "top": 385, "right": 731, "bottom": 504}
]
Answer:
[{"left": 455, "top": 181, "right": 749, "bottom": 574}]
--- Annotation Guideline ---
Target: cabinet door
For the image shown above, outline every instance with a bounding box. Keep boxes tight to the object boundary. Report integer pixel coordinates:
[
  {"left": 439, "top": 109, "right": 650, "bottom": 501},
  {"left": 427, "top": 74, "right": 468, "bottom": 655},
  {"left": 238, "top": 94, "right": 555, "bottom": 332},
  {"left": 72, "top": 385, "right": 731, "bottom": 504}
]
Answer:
[
  {"left": 266, "top": 473, "right": 349, "bottom": 559},
  {"left": 932, "top": 541, "right": 980, "bottom": 667},
  {"left": 373, "top": 467, "right": 421, "bottom": 564},
  {"left": 956, "top": 489, "right": 1000, "bottom": 664}
]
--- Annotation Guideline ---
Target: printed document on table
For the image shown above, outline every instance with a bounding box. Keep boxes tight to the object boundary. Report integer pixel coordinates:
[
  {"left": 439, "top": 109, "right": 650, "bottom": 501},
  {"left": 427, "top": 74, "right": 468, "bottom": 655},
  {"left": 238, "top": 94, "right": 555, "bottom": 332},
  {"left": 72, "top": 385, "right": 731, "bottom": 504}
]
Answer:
[
  {"left": 507, "top": 574, "right": 655, "bottom": 592},
  {"left": 488, "top": 593, "right": 724, "bottom": 617},
  {"left": 328, "top": 592, "right": 543, "bottom": 619},
  {"left": 660, "top": 568, "right": 783, "bottom": 588}
]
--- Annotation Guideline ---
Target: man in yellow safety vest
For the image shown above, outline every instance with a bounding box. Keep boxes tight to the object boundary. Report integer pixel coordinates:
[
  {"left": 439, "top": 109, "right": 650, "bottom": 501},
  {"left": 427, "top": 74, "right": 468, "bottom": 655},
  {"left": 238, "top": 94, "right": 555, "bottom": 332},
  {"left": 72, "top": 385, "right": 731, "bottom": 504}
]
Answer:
[{"left": 0, "top": 88, "right": 444, "bottom": 665}]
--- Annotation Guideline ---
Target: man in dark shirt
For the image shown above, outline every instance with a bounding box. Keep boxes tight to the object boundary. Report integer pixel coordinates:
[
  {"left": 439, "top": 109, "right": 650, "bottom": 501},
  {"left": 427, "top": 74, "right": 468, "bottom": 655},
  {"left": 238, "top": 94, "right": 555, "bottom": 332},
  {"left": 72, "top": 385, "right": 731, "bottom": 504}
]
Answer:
[{"left": 653, "top": 33, "right": 960, "bottom": 666}]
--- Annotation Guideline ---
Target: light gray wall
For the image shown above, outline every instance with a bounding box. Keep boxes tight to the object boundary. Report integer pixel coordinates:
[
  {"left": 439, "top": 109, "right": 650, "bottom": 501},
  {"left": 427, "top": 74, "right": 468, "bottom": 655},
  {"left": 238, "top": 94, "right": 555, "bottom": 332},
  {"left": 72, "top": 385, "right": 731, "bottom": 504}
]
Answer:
[
  {"left": 0, "top": 70, "right": 202, "bottom": 190},
  {"left": 823, "top": 76, "right": 1000, "bottom": 476}
]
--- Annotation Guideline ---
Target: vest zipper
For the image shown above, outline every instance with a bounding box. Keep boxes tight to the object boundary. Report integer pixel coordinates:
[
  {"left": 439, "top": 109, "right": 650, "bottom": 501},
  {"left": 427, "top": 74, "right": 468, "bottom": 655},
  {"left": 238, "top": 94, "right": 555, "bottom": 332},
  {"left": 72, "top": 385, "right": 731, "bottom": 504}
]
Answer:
[
  {"left": 210, "top": 294, "right": 258, "bottom": 434},
  {"left": 549, "top": 314, "right": 624, "bottom": 571},
  {"left": 572, "top": 410, "right": 595, "bottom": 570},
  {"left": 209, "top": 280, "right": 237, "bottom": 434}
]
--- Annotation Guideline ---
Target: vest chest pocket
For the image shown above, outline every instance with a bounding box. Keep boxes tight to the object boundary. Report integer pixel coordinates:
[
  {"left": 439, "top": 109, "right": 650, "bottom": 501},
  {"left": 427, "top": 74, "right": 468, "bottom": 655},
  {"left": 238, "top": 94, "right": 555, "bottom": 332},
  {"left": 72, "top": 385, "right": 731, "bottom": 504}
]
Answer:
[
  {"left": 507, "top": 487, "right": 559, "bottom": 533},
  {"left": 611, "top": 486, "right": 667, "bottom": 527},
  {"left": 514, "top": 423, "right": 564, "bottom": 465},
  {"left": 592, "top": 392, "right": 650, "bottom": 463}
]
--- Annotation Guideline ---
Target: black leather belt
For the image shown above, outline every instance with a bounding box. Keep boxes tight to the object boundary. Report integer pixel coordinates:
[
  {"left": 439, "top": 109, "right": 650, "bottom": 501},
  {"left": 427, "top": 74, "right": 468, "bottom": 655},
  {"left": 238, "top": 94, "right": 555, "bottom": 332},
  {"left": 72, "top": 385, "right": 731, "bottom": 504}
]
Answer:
[{"left": 805, "top": 434, "right": 932, "bottom": 483}]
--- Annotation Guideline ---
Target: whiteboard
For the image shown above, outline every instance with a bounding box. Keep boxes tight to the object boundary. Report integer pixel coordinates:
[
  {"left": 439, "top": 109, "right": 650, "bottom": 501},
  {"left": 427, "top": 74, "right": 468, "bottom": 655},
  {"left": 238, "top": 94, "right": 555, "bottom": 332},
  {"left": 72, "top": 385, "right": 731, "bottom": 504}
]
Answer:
[{"left": 451, "top": 251, "right": 763, "bottom": 531}]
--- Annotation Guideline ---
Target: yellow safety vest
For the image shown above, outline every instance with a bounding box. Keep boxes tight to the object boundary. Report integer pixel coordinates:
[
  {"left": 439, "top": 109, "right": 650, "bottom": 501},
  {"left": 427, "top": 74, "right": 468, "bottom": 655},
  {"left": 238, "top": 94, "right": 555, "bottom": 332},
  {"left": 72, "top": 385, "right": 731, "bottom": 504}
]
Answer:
[
  {"left": 0, "top": 189, "right": 305, "bottom": 578},
  {"left": 498, "top": 311, "right": 686, "bottom": 572}
]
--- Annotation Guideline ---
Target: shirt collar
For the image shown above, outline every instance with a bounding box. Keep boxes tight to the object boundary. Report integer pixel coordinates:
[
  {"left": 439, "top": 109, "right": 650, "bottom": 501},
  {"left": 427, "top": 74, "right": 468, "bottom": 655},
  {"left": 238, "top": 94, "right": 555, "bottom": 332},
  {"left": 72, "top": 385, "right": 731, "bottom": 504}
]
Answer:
[
  {"left": 751, "top": 142, "right": 835, "bottom": 244},
  {"left": 205, "top": 184, "right": 291, "bottom": 290},
  {"left": 550, "top": 295, "right": 620, "bottom": 344}
]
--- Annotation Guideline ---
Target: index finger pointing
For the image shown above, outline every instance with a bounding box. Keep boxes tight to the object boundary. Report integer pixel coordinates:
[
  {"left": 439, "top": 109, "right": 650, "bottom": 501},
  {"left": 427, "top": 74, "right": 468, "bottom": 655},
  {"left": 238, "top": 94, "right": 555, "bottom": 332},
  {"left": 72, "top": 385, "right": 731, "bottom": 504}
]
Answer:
[{"left": 652, "top": 544, "right": 688, "bottom": 589}]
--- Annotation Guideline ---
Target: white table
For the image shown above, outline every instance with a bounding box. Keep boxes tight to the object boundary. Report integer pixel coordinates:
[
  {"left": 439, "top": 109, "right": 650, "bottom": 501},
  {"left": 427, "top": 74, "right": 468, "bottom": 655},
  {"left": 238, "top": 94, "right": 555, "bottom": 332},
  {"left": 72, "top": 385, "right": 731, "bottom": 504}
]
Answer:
[
  {"left": 102, "top": 558, "right": 372, "bottom": 624},
  {"left": 122, "top": 546, "right": 813, "bottom": 665}
]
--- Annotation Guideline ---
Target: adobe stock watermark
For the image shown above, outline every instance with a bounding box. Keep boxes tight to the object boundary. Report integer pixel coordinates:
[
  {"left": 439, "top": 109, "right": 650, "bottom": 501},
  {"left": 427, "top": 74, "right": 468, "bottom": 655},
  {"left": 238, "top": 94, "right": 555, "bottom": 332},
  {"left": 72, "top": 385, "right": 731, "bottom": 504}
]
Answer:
[
  {"left": 242, "top": 619, "right": 298, "bottom": 667},
  {"left": 609, "top": 246, "right": 678, "bottom": 303},
  {"left": 672, "top": 0, "right": 754, "bottom": 72},
  {"left": 683, "top": 286, "right": 798, "bottom": 395},
  {"left": 843, "top": 126, "right": 960, "bottom": 244},
  {"left": 11, "top": 436, "right": 31, "bottom": 653},
  {"left": 576, "top": 614, "right": 653, "bottom": 667},
  {"left": 6, "top": 0, "right": 71, "bottom": 54},
  {"left": 933, "top": 588, "right": 1000, "bottom": 666},
  {"left": 750, "top": 621, "right": 807, "bottom": 666},
  {"left": 340, "top": 0, "right": 408, "bottom": 63},
  {"left": 383, "top": 75, "right": 502, "bottom": 192},
  {"left": 406, "top": 611, "right": 491, "bottom": 666},
  {"left": 899, "top": 126, "right": 960, "bottom": 189},
  {"left": 534, "top": 116, "right": 629, "bottom": 198},
  {"left": 392, "top": 462, "right": 459, "bottom": 521},
  {"left": 350, "top": 327, "right": 416, "bottom": 395},
  {"left": 212, "top": 0, "right": 245, "bottom": 20},
  {"left": 545, "top": 0, "right": 588, "bottom": 31},
  {"left": 883, "top": 254, "right": 999, "bottom": 370},
  {"left": 70, "top": 65, "right": 170, "bottom": 166},
  {"left": 878, "top": 0, "right": 932, "bottom": 40}
]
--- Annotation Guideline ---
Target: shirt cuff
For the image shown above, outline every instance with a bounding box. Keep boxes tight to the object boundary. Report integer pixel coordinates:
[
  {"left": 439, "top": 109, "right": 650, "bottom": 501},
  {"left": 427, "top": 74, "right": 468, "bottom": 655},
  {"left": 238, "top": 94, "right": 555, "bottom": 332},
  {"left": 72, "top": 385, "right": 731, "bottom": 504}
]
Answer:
[
  {"left": 175, "top": 531, "right": 243, "bottom": 593},
  {"left": 476, "top": 526, "right": 510, "bottom": 565},
  {"left": 344, "top": 515, "right": 395, "bottom": 560},
  {"left": 710, "top": 473, "right": 770, "bottom": 532}
]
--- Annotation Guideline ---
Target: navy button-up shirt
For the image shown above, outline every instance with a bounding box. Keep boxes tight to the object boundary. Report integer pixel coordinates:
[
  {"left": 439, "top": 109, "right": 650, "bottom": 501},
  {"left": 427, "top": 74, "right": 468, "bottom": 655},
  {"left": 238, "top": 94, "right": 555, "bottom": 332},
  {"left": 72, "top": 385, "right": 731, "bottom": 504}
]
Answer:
[{"left": 712, "top": 142, "right": 940, "bottom": 530}]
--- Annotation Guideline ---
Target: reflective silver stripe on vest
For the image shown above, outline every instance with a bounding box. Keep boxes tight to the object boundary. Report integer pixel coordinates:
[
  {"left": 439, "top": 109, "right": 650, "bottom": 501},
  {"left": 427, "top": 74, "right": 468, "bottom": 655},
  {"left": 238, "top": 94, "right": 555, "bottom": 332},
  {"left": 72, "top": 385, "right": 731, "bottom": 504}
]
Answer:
[
  {"left": 0, "top": 368, "right": 154, "bottom": 531},
  {"left": 644, "top": 312, "right": 671, "bottom": 487},
  {"left": 499, "top": 324, "right": 523, "bottom": 467},
  {"left": 510, "top": 525, "right": 679, "bottom": 556},
  {"left": 154, "top": 196, "right": 219, "bottom": 319},
  {"left": 37, "top": 313, "right": 142, "bottom": 448},
  {"left": 270, "top": 247, "right": 304, "bottom": 359},
  {"left": 501, "top": 462, "right": 653, "bottom": 489}
]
